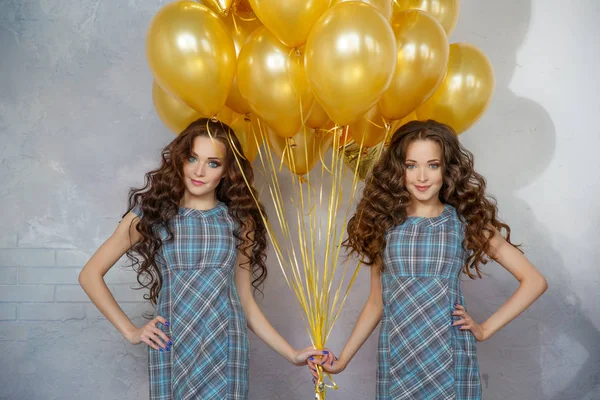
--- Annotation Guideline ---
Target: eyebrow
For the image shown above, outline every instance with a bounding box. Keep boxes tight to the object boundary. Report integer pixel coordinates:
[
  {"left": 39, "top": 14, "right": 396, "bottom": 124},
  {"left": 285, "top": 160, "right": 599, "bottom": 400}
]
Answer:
[
  {"left": 405, "top": 159, "right": 441, "bottom": 163},
  {"left": 190, "top": 151, "right": 222, "bottom": 160}
]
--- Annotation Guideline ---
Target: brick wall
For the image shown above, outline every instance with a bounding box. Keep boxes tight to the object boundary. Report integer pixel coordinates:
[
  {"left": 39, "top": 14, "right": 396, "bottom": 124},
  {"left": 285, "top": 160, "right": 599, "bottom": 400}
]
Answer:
[{"left": 0, "top": 241, "right": 146, "bottom": 322}]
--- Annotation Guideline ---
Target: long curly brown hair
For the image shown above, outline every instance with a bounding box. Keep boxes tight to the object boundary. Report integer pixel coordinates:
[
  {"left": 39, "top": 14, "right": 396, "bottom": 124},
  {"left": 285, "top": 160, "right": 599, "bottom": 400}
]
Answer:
[
  {"left": 125, "top": 118, "right": 267, "bottom": 304},
  {"left": 345, "top": 119, "right": 518, "bottom": 278}
]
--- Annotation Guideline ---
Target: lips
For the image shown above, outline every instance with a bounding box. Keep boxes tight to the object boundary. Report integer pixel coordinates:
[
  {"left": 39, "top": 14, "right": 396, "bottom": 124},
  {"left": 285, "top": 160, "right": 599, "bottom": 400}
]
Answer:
[
  {"left": 414, "top": 185, "right": 430, "bottom": 192},
  {"left": 190, "top": 179, "right": 205, "bottom": 186}
]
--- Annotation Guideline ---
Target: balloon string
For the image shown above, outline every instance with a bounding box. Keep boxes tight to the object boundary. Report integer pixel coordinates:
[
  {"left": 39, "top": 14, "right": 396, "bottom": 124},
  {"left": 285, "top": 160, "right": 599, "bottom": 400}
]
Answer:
[
  {"left": 315, "top": 364, "right": 339, "bottom": 399},
  {"left": 365, "top": 115, "right": 386, "bottom": 129},
  {"left": 226, "top": 108, "right": 363, "bottom": 399}
]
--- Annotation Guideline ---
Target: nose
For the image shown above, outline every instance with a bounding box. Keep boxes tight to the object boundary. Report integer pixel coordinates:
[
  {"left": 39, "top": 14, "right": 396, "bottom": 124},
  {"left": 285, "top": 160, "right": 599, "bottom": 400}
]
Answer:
[
  {"left": 193, "top": 162, "right": 206, "bottom": 177},
  {"left": 417, "top": 167, "right": 428, "bottom": 182}
]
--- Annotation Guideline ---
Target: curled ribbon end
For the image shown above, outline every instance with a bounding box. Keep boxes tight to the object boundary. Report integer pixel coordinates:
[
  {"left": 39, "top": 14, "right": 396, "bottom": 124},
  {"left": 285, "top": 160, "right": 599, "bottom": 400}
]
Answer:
[{"left": 314, "top": 365, "right": 339, "bottom": 399}]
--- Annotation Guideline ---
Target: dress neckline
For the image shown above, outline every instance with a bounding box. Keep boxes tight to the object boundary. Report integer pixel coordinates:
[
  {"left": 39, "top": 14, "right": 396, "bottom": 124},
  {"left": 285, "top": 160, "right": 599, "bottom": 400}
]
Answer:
[
  {"left": 404, "top": 204, "right": 454, "bottom": 227},
  {"left": 178, "top": 201, "right": 227, "bottom": 219}
]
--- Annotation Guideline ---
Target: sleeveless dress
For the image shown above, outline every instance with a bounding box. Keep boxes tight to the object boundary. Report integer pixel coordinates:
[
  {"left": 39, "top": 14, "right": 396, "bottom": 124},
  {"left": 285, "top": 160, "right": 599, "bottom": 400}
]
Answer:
[
  {"left": 377, "top": 204, "right": 481, "bottom": 399},
  {"left": 133, "top": 202, "right": 249, "bottom": 400}
]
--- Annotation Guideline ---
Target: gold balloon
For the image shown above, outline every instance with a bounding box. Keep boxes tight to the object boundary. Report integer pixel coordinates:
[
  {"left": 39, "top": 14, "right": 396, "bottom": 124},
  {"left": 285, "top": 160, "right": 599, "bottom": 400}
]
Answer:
[
  {"left": 305, "top": 2, "right": 397, "bottom": 126},
  {"left": 348, "top": 104, "right": 391, "bottom": 148},
  {"left": 306, "top": 100, "right": 334, "bottom": 130},
  {"left": 213, "top": 106, "right": 236, "bottom": 125},
  {"left": 237, "top": 27, "right": 314, "bottom": 138},
  {"left": 146, "top": 2, "right": 236, "bottom": 117},
  {"left": 331, "top": 0, "right": 392, "bottom": 20},
  {"left": 152, "top": 80, "right": 202, "bottom": 134},
  {"left": 202, "top": 0, "right": 234, "bottom": 16},
  {"left": 153, "top": 81, "right": 242, "bottom": 137},
  {"left": 266, "top": 128, "right": 333, "bottom": 175},
  {"left": 378, "top": 10, "right": 449, "bottom": 121},
  {"left": 390, "top": 111, "right": 418, "bottom": 134},
  {"left": 222, "top": 8, "right": 263, "bottom": 114},
  {"left": 416, "top": 43, "right": 494, "bottom": 134},
  {"left": 228, "top": 113, "right": 260, "bottom": 162},
  {"left": 392, "top": 0, "right": 460, "bottom": 36},
  {"left": 387, "top": 111, "right": 418, "bottom": 144},
  {"left": 247, "top": 0, "right": 330, "bottom": 48}
]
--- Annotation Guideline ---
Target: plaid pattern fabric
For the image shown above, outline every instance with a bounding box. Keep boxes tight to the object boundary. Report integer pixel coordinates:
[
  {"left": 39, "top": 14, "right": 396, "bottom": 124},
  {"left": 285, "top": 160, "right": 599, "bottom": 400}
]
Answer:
[
  {"left": 133, "top": 202, "right": 249, "bottom": 399},
  {"left": 378, "top": 204, "right": 481, "bottom": 400}
]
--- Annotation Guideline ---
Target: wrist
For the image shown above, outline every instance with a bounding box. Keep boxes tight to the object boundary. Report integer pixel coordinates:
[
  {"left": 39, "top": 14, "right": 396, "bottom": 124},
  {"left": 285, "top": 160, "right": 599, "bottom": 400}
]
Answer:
[
  {"left": 122, "top": 324, "right": 138, "bottom": 343},
  {"left": 285, "top": 348, "right": 298, "bottom": 364},
  {"left": 480, "top": 322, "right": 494, "bottom": 341},
  {"left": 336, "top": 355, "right": 349, "bottom": 371}
]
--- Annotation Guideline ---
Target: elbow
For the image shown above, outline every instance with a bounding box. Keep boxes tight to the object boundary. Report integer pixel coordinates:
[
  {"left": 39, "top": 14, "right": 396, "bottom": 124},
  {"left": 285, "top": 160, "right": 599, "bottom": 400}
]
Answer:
[
  {"left": 523, "top": 273, "right": 548, "bottom": 296},
  {"left": 78, "top": 269, "right": 87, "bottom": 288},
  {"left": 538, "top": 275, "right": 549, "bottom": 295},
  {"left": 78, "top": 267, "right": 101, "bottom": 290},
  {"left": 532, "top": 269, "right": 548, "bottom": 294}
]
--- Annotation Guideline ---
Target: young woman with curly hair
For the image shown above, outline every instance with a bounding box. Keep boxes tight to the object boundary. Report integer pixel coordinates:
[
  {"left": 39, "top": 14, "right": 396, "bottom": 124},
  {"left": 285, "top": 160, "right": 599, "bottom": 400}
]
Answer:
[
  {"left": 79, "top": 118, "right": 330, "bottom": 399},
  {"left": 310, "top": 120, "right": 547, "bottom": 399}
]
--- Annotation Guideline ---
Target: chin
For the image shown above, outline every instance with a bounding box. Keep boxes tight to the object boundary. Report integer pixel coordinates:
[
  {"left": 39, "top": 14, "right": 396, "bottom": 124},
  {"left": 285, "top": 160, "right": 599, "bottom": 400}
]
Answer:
[
  {"left": 416, "top": 195, "right": 435, "bottom": 202},
  {"left": 409, "top": 192, "right": 435, "bottom": 202},
  {"left": 185, "top": 185, "right": 211, "bottom": 197}
]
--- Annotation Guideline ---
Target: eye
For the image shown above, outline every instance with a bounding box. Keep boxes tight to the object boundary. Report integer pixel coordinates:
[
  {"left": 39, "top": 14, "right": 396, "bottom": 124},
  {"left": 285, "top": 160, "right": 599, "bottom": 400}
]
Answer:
[
  {"left": 187, "top": 156, "right": 197, "bottom": 163},
  {"left": 429, "top": 163, "right": 440, "bottom": 169},
  {"left": 405, "top": 164, "right": 416, "bottom": 170},
  {"left": 208, "top": 160, "right": 221, "bottom": 168}
]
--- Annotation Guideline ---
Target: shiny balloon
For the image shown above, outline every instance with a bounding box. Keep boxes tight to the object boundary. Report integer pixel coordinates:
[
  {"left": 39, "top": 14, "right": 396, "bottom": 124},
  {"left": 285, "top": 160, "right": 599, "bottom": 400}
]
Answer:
[
  {"left": 305, "top": 2, "right": 397, "bottom": 126},
  {"left": 222, "top": 9, "right": 263, "bottom": 114},
  {"left": 331, "top": 0, "right": 392, "bottom": 20},
  {"left": 146, "top": 2, "right": 236, "bottom": 117},
  {"left": 202, "top": 0, "right": 234, "bottom": 15},
  {"left": 378, "top": 10, "right": 448, "bottom": 121},
  {"left": 392, "top": 0, "right": 460, "bottom": 36},
  {"left": 247, "top": 0, "right": 330, "bottom": 48},
  {"left": 237, "top": 27, "right": 314, "bottom": 138},
  {"left": 348, "top": 104, "right": 391, "bottom": 148},
  {"left": 152, "top": 80, "right": 202, "bottom": 135},
  {"left": 388, "top": 111, "right": 418, "bottom": 144},
  {"left": 152, "top": 81, "right": 241, "bottom": 137},
  {"left": 228, "top": 113, "right": 260, "bottom": 162},
  {"left": 416, "top": 43, "right": 494, "bottom": 134},
  {"left": 306, "top": 100, "right": 335, "bottom": 130}
]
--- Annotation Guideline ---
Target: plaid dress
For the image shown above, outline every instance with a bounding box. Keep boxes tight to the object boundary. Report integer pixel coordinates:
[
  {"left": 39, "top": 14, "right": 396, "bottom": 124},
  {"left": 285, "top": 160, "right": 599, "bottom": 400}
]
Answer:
[
  {"left": 378, "top": 204, "right": 481, "bottom": 399},
  {"left": 133, "top": 202, "right": 249, "bottom": 399}
]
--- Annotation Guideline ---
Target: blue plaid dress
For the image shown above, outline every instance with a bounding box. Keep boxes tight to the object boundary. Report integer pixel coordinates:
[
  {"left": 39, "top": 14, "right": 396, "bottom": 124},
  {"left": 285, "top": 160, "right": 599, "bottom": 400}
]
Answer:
[
  {"left": 378, "top": 204, "right": 481, "bottom": 399},
  {"left": 133, "top": 202, "right": 249, "bottom": 399}
]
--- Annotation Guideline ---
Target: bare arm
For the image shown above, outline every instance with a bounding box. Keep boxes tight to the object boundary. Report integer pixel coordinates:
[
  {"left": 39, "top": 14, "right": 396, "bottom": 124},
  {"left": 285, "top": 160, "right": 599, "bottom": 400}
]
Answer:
[
  {"left": 314, "top": 262, "right": 383, "bottom": 375},
  {"left": 234, "top": 241, "right": 328, "bottom": 366},
  {"left": 453, "top": 228, "right": 548, "bottom": 341},
  {"left": 78, "top": 212, "right": 170, "bottom": 349}
]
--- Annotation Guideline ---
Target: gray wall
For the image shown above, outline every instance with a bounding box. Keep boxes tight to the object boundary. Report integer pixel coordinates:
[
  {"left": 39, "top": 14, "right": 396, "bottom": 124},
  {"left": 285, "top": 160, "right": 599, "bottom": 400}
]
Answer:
[{"left": 1, "top": 1, "right": 599, "bottom": 399}]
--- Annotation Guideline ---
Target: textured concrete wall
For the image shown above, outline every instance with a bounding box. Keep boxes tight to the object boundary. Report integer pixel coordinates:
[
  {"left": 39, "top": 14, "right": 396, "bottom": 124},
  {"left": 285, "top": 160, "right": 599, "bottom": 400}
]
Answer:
[{"left": 1, "top": 1, "right": 599, "bottom": 399}]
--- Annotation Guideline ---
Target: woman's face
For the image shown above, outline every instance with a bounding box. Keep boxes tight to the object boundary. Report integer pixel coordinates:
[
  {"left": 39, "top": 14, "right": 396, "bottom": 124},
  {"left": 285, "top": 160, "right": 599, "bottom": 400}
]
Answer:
[
  {"left": 182, "top": 136, "right": 227, "bottom": 200},
  {"left": 404, "top": 139, "right": 443, "bottom": 204}
]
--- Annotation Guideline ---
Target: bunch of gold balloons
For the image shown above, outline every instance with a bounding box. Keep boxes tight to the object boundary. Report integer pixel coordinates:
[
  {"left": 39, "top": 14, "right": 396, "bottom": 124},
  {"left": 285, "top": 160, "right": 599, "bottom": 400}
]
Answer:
[
  {"left": 145, "top": 2, "right": 494, "bottom": 397},
  {"left": 146, "top": 0, "right": 494, "bottom": 175}
]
